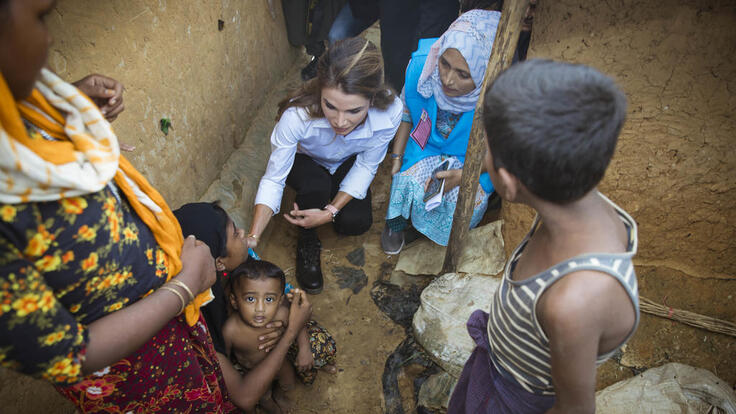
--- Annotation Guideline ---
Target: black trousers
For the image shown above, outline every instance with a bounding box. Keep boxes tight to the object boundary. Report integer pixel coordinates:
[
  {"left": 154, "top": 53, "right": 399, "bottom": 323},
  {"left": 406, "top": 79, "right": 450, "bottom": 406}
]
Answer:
[
  {"left": 286, "top": 154, "right": 372, "bottom": 236},
  {"left": 378, "top": 0, "right": 458, "bottom": 91},
  {"left": 282, "top": 0, "right": 346, "bottom": 56}
]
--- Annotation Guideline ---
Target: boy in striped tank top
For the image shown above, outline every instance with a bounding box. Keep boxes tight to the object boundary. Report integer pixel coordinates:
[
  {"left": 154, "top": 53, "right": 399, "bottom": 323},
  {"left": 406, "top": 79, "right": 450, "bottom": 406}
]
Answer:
[{"left": 448, "top": 59, "right": 638, "bottom": 414}]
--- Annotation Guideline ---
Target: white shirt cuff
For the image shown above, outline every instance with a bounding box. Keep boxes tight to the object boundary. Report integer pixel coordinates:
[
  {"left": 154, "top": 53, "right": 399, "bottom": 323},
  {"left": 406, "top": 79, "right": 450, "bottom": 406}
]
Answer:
[{"left": 254, "top": 178, "right": 284, "bottom": 215}]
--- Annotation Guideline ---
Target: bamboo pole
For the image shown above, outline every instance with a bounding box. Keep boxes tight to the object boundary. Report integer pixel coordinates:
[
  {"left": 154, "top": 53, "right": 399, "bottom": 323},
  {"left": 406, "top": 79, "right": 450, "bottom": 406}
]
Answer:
[{"left": 441, "top": 0, "right": 529, "bottom": 274}]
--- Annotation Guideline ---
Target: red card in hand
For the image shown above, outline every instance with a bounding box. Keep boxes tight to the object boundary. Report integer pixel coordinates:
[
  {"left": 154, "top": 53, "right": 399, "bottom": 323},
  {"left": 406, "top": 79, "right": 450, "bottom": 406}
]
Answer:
[{"left": 410, "top": 109, "right": 432, "bottom": 150}]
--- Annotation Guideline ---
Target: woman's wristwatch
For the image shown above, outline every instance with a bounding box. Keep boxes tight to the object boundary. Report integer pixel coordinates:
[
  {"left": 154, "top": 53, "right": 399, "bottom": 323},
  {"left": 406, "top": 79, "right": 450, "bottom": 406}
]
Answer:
[
  {"left": 323, "top": 204, "right": 340, "bottom": 222},
  {"left": 390, "top": 152, "right": 403, "bottom": 159}
]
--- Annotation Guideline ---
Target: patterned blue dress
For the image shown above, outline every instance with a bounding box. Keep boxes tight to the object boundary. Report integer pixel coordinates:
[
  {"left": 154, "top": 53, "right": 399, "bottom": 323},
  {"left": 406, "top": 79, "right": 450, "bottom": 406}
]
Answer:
[{"left": 386, "top": 107, "right": 489, "bottom": 246}]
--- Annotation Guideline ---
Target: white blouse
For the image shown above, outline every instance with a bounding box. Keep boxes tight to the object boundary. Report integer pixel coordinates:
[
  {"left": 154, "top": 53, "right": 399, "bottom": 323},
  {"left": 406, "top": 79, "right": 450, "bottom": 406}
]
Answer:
[{"left": 255, "top": 96, "right": 403, "bottom": 214}]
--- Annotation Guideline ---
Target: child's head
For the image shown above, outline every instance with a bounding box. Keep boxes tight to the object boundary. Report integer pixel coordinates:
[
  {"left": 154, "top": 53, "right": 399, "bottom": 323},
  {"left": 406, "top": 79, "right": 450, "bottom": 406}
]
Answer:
[
  {"left": 482, "top": 59, "right": 627, "bottom": 204},
  {"left": 173, "top": 202, "right": 248, "bottom": 272},
  {"left": 227, "top": 259, "right": 286, "bottom": 328}
]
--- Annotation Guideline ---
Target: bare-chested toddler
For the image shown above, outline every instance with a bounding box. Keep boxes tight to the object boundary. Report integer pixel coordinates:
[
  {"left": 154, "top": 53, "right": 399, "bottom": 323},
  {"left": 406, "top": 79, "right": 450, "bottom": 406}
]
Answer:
[{"left": 223, "top": 259, "right": 337, "bottom": 414}]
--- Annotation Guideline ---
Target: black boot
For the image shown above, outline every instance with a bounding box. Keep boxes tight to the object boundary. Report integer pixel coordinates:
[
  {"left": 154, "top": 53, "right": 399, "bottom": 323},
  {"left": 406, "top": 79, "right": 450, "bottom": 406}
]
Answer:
[{"left": 296, "top": 228, "right": 323, "bottom": 294}]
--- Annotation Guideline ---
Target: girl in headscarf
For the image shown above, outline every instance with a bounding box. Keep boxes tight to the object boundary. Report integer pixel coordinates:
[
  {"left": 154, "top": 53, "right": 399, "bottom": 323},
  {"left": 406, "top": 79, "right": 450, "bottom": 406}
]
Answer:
[{"left": 381, "top": 9, "right": 500, "bottom": 254}]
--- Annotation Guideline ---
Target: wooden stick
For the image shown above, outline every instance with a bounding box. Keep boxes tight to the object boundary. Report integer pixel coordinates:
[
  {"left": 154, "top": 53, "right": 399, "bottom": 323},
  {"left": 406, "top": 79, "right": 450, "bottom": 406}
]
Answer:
[
  {"left": 639, "top": 296, "right": 736, "bottom": 337},
  {"left": 441, "top": 0, "right": 529, "bottom": 274}
]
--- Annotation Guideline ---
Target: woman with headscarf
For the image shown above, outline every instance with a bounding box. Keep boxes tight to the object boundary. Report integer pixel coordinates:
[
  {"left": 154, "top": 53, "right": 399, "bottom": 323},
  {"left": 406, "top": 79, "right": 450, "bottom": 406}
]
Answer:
[{"left": 381, "top": 10, "right": 500, "bottom": 254}]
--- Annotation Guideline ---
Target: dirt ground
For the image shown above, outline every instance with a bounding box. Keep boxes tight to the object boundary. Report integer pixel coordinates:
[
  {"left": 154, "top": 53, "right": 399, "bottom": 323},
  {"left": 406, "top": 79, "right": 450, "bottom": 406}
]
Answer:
[{"left": 256, "top": 159, "right": 407, "bottom": 413}]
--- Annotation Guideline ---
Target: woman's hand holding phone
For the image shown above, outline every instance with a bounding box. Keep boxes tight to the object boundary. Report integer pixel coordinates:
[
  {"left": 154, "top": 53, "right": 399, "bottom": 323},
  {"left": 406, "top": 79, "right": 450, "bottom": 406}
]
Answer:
[{"left": 436, "top": 169, "right": 463, "bottom": 194}]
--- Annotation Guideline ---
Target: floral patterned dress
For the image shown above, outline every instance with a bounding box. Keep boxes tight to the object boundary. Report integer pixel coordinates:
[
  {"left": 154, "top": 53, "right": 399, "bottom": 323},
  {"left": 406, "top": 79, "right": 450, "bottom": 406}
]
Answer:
[{"left": 0, "top": 184, "right": 237, "bottom": 413}]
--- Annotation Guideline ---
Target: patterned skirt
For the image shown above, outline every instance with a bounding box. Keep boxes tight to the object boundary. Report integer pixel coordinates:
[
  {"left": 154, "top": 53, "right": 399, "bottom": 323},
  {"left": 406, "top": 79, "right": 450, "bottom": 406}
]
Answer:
[
  {"left": 386, "top": 155, "right": 489, "bottom": 246},
  {"left": 287, "top": 320, "right": 337, "bottom": 385},
  {"left": 56, "top": 314, "right": 237, "bottom": 413}
]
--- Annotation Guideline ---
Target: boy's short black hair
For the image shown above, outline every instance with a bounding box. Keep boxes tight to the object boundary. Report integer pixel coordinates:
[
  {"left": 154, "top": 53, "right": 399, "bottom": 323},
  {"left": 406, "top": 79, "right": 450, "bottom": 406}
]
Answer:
[
  {"left": 227, "top": 258, "right": 286, "bottom": 294},
  {"left": 483, "top": 59, "right": 627, "bottom": 203}
]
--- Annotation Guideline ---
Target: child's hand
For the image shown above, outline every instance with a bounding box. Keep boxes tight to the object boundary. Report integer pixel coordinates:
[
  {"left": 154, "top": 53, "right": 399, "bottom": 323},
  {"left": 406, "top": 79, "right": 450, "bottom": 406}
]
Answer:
[
  {"left": 296, "top": 347, "right": 314, "bottom": 373},
  {"left": 287, "top": 289, "right": 312, "bottom": 335}
]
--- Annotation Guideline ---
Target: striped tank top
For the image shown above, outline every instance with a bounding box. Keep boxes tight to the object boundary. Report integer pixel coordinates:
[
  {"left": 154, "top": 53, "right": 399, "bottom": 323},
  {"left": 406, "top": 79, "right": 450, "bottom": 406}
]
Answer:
[{"left": 487, "top": 193, "right": 639, "bottom": 395}]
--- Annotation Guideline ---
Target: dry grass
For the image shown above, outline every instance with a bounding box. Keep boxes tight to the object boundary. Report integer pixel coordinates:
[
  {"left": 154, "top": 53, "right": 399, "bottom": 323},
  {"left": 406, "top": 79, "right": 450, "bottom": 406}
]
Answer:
[{"left": 639, "top": 296, "right": 736, "bottom": 337}]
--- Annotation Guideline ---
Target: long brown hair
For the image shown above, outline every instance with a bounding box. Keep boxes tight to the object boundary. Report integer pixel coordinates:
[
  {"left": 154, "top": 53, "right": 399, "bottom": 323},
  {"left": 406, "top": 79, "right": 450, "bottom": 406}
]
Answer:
[{"left": 276, "top": 37, "right": 396, "bottom": 121}]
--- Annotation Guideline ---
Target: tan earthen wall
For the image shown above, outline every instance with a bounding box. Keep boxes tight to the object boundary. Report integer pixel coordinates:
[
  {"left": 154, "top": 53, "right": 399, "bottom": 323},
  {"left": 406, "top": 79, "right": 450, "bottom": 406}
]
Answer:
[
  {"left": 46, "top": 0, "right": 300, "bottom": 207},
  {"left": 501, "top": 0, "right": 736, "bottom": 386},
  {"left": 0, "top": 1, "right": 299, "bottom": 411}
]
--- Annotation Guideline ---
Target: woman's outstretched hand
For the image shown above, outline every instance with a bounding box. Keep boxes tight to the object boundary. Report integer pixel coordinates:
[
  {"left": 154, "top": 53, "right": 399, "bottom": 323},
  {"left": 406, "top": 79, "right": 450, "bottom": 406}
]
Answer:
[
  {"left": 72, "top": 74, "right": 125, "bottom": 122},
  {"left": 246, "top": 236, "right": 258, "bottom": 249},
  {"left": 284, "top": 203, "right": 332, "bottom": 229}
]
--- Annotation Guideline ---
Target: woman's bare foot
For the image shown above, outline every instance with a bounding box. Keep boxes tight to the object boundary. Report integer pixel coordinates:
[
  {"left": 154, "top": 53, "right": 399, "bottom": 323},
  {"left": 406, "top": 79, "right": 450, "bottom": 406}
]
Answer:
[{"left": 321, "top": 364, "right": 337, "bottom": 374}]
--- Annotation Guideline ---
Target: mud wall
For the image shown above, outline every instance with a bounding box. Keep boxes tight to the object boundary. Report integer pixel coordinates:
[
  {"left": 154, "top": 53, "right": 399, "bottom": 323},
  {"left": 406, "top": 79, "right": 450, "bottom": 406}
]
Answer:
[
  {"left": 0, "top": 1, "right": 300, "bottom": 412},
  {"left": 46, "top": 0, "right": 300, "bottom": 207},
  {"left": 501, "top": 0, "right": 736, "bottom": 387}
]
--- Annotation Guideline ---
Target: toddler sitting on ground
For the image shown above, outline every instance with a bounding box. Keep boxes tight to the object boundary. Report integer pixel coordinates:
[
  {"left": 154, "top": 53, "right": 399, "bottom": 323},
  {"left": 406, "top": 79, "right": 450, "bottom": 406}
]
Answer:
[{"left": 223, "top": 259, "right": 337, "bottom": 413}]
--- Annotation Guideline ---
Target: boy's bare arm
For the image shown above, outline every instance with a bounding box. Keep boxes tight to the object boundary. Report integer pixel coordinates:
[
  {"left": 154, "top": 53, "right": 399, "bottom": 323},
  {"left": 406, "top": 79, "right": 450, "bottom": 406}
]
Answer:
[
  {"left": 538, "top": 271, "right": 604, "bottom": 414},
  {"left": 297, "top": 324, "right": 309, "bottom": 350},
  {"left": 295, "top": 323, "right": 314, "bottom": 372}
]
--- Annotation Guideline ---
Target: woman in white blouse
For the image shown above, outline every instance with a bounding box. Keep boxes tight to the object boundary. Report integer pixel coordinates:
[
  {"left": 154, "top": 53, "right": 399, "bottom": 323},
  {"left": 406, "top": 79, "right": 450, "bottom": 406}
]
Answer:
[{"left": 247, "top": 37, "right": 403, "bottom": 294}]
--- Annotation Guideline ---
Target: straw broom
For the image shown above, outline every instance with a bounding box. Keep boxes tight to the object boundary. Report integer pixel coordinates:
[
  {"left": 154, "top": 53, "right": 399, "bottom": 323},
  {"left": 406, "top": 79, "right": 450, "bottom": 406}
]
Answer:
[{"left": 639, "top": 296, "right": 736, "bottom": 338}]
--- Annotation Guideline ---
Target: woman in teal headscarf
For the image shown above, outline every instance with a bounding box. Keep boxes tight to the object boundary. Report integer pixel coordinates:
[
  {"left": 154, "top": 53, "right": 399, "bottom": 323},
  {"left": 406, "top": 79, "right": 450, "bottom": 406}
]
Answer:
[{"left": 381, "top": 10, "right": 500, "bottom": 253}]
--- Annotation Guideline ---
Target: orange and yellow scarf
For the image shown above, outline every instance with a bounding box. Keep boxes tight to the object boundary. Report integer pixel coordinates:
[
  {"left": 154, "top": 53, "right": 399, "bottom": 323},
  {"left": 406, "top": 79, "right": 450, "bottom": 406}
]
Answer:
[{"left": 0, "top": 69, "right": 210, "bottom": 325}]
